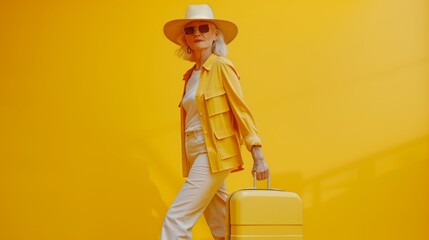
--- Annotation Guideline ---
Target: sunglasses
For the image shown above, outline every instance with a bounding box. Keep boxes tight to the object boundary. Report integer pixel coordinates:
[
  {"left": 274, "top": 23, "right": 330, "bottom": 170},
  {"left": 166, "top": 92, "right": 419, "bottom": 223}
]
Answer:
[{"left": 184, "top": 24, "right": 210, "bottom": 35}]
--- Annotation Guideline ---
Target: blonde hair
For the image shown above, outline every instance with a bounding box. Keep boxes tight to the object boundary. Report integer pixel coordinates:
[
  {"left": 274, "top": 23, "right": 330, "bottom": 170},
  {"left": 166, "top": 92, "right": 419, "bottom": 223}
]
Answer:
[{"left": 176, "top": 29, "right": 228, "bottom": 62}]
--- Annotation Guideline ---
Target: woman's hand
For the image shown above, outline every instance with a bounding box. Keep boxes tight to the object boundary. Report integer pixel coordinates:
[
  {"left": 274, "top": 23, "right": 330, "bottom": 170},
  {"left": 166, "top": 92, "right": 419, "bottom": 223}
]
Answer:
[{"left": 251, "top": 146, "right": 269, "bottom": 181}]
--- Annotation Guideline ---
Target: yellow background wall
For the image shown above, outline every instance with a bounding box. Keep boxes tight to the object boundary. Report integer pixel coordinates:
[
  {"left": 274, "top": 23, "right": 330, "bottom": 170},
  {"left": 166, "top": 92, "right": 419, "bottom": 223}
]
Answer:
[{"left": 1, "top": 0, "right": 428, "bottom": 239}]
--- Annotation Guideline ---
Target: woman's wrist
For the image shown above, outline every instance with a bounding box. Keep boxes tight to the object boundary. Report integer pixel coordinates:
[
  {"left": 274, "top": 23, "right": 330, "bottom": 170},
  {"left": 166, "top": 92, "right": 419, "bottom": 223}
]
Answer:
[
  {"left": 251, "top": 145, "right": 265, "bottom": 162},
  {"left": 251, "top": 145, "right": 262, "bottom": 152}
]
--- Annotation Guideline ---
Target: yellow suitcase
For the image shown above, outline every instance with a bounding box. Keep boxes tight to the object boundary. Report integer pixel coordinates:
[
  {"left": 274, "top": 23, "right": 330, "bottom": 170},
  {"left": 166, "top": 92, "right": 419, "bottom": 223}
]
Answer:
[{"left": 226, "top": 175, "right": 303, "bottom": 239}]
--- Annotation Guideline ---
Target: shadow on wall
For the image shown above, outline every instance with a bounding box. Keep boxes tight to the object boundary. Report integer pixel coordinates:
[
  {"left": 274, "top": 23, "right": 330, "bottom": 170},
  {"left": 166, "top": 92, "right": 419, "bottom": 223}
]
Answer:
[
  {"left": 132, "top": 153, "right": 167, "bottom": 239},
  {"left": 0, "top": 132, "right": 169, "bottom": 240},
  {"left": 128, "top": 149, "right": 168, "bottom": 240},
  {"left": 87, "top": 141, "right": 168, "bottom": 240},
  {"left": 275, "top": 135, "right": 429, "bottom": 240}
]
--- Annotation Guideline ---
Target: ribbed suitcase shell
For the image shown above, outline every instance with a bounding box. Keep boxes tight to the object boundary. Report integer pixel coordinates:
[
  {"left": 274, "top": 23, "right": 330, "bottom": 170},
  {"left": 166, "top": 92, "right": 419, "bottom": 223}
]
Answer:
[{"left": 226, "top": 188, "right": 303, "bottom": 239}]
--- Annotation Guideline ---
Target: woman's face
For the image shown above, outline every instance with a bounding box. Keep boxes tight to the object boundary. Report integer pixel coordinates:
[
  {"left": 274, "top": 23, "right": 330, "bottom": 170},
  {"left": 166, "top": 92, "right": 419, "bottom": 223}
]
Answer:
[{"left": 184, "top": 21, "right": 218, "bottom": 52}]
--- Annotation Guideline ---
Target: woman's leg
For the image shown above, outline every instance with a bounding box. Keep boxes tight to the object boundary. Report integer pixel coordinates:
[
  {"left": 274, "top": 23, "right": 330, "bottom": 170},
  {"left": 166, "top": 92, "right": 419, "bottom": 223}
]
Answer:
[
  {"left": 204, "top": 182, "right": 228, "bottom": 239},
  {"left": 161, "top": 153, "right": 230, "bottom": 240}
]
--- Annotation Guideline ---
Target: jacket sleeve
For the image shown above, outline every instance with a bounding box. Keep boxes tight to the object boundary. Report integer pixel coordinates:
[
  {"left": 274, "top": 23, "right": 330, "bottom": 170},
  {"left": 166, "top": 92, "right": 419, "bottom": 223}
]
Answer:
[{"left": 216, "top": 59, "right": 262, "bottom": 151}]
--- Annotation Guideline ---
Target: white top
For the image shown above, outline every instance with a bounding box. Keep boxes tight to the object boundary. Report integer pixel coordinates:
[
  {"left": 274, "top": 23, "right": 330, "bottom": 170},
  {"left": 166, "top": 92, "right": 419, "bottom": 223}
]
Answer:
[{"left": 182, "top": 70, "right": 203, "bottom": 132}]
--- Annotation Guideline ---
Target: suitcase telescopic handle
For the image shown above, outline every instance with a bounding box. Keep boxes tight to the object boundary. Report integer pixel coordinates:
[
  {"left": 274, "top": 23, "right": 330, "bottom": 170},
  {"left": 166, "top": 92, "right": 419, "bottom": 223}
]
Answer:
[{"left": 253, "top": 172, "right": 271, "bottom": 189}]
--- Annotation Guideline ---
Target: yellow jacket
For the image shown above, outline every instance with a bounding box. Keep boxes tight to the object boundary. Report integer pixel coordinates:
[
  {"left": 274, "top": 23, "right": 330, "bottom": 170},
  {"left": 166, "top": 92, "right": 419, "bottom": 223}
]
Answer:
[{"left": 180, "top": 54, "right": 262, "bottom": 177}]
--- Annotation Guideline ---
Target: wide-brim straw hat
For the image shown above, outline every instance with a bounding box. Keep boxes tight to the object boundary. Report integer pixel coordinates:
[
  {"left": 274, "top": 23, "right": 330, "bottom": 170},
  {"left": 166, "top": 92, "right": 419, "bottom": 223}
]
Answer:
[{"left": 163, "top": 4, "right": 238, "bottom": 46}]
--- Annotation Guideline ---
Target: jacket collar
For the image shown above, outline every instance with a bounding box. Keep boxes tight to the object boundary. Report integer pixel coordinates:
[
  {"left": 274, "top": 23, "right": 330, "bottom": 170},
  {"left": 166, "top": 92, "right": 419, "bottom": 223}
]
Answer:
[
  {"left": 201, "top": 53, "right": 217, "bottom": 71},
  {"left": 182, "top": 54, "right": 218, "bottom": 81}
]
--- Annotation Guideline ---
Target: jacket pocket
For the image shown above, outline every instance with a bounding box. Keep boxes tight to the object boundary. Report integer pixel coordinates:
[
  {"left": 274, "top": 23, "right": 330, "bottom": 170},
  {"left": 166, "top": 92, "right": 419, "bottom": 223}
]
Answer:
[
  {"left": 214, "top": 129, "right": 240, "bottom": 159},
  {"left": 204, "top": 89, "right": 230, "bottom": 116}
]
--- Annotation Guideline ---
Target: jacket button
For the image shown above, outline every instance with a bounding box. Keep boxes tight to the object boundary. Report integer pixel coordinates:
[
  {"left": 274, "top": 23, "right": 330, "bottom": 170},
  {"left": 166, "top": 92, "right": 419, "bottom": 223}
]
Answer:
[{"left": 199, "top": 112, "right": 203, "bottom": 116}]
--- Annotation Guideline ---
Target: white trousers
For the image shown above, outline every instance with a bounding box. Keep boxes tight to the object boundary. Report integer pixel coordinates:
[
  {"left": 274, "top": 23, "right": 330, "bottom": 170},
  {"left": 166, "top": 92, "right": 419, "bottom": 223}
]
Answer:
[{"left": 161, "top": 132, "right": 230, "bottom": 240}]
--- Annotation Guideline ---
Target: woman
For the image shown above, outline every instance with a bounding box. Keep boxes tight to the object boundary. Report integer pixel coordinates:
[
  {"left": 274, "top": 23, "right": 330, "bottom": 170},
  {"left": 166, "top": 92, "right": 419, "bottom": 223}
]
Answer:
[{"left": 161, "top": 4, "right": 269, "bottom": 240}]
